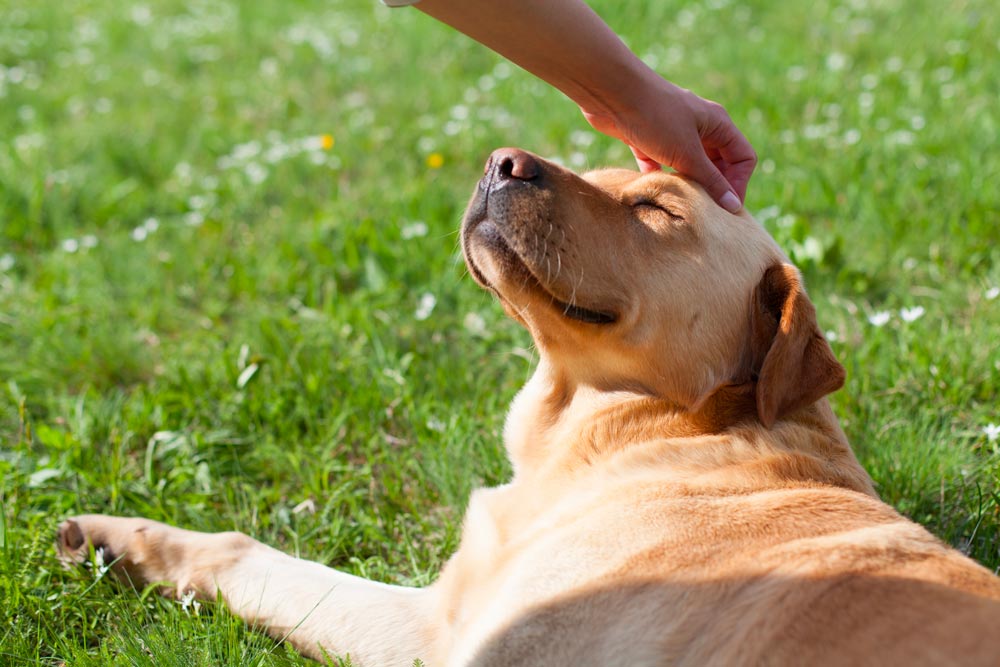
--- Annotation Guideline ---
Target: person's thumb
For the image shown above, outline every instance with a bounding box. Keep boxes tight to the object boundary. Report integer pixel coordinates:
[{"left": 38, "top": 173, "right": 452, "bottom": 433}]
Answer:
[{"left": 680, "top": 154, "right": 742, "bottom": 213}]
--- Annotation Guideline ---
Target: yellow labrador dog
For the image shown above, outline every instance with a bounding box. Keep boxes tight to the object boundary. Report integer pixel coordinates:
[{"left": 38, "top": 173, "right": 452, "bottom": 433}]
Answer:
[{"left": 59, "top": 149, "right": 1000, "bottom": 665}]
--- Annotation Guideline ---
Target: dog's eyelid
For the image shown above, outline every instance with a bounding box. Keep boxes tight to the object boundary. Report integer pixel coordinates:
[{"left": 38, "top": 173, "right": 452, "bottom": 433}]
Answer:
[{"left": 631, "top": 199, "right": 684, "bottom": 221}]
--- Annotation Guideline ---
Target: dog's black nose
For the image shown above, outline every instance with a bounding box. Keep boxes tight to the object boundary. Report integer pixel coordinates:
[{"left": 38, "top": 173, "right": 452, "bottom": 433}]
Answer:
[{"left": 486, "top": 148, "right": 539, "bottom": 182}]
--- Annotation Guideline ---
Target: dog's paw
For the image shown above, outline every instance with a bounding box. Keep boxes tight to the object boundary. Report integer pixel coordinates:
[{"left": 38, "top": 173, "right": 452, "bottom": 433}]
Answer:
[{"left": 57, "top": 515, "right": 181, "bottom": 590}]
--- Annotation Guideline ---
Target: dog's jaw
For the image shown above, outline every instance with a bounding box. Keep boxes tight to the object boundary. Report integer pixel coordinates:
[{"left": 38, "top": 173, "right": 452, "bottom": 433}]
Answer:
[{"left": 461, "top": 165, "right": 620, "bottom": 326}]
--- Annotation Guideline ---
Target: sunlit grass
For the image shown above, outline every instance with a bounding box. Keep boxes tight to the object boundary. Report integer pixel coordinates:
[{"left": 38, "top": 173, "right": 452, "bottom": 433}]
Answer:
[{"left": 1, "top": 0, "right": 998, "bottom": 663}]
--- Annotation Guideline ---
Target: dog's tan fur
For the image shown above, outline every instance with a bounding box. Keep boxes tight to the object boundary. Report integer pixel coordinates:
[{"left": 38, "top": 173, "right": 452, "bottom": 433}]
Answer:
[{"left": 59, "top": 149, "right": 1000, "bottom": 665}]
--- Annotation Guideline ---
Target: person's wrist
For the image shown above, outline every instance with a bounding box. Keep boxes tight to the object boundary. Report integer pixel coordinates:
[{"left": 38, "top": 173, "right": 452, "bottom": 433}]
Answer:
[{"left": 572, "top": 48, "right": 663, "bottom": 120}]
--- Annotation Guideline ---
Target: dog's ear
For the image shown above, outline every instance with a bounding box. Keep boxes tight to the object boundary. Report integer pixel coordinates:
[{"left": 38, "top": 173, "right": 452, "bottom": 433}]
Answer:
[{"left": 749, "top": 263, "right": 845, "bottom": 428}]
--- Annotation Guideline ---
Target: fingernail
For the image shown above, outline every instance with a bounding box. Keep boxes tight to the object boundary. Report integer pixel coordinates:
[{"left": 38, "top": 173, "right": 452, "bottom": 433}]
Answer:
[{"left": 720, "top": 191, "right": 742, "bottom": 213}]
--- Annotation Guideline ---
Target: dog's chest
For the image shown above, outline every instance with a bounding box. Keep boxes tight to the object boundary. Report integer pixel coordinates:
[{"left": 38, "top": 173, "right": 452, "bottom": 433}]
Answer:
[{"left": 439, "top": 481, "right": 682, "bottom": 634}]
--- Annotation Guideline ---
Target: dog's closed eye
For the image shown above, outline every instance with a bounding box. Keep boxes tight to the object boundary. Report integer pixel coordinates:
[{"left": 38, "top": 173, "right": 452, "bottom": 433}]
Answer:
[{"left": 632, "top": 200, "right": 684, "bottom": 222}]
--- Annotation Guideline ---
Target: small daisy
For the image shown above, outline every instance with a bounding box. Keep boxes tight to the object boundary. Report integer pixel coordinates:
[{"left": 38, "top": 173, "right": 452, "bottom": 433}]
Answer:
[
  {"left": 900, "top": 306, "right": 924, "bottom": 322},
  {"left": 179, "top": 589, "right": 201, "bottom": 614},
  {"left": 984, "top": 424, "right": 1000, "bottom": 444},
  {"left": 401, "top": 221, "right": 428, "bottom": 240},
  {"left": 415, "top": 293, "right": 436, "bottom": 321},
  {"left": 868, "top": 311, "right": 891, "bottom": 327},
  {"left": 464, "top": 312, "right": 486, "bottom": 336},
  {"left": 93, "top": 547, "right": 110, "bottom": 580}
]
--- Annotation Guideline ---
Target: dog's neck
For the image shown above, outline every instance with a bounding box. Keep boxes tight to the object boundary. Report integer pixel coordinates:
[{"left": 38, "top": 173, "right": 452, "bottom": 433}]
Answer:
[{"left": 503, "top": 360, "right": 876, "bottom": 497}]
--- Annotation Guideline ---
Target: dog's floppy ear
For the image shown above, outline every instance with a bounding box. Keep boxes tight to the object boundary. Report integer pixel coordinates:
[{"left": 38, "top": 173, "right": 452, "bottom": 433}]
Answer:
[{"left": 749, "top": 263, "right": 845, "bottom": 428}]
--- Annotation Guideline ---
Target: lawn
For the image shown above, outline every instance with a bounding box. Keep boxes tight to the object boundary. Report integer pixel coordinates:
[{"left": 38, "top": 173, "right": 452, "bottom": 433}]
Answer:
[{"left": 1, "top": 0, "right": 998, "bottom": 663}]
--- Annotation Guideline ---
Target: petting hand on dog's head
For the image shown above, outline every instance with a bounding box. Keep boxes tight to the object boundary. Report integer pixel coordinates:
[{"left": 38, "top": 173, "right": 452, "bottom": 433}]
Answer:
[
  {"left": 580, "top": 75, "right": 756, "bottom": 214},
  {"left": 406, "top": 0, "right": 757, "bottom": 213}
]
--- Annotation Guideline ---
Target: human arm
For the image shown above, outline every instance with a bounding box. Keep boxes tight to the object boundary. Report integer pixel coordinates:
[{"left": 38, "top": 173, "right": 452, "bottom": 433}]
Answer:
[{"left": 412, "top": 0, "right": 756, "bottom": 211}]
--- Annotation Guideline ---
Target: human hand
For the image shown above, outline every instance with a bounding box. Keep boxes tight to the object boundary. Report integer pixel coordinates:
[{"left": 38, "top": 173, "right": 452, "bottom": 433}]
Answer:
[{"left": 581, "top": 75, "right": 756, "bottom": 213}]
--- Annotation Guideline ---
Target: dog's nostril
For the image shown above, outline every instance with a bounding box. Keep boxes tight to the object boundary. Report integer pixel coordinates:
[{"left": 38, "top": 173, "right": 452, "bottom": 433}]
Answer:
[
  {"left": 497, "top": 156, "right": 519, "bottom": 180},
  {"left": 489, "top": 148, "right": 539, "bottom": 182}
]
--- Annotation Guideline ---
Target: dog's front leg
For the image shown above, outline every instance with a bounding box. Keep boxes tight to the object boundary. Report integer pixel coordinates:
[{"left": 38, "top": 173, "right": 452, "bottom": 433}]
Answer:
[{"left": 57, "top": 515, "right": 442, "bottom": 665}]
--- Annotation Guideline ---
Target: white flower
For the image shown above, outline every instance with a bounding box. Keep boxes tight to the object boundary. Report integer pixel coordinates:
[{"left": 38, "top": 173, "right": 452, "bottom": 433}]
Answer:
[
  {"left": 61, "top": 239, "right": 79, "bottom": 253},
  {"left": 984, "top": 424, "right": 1000, "bottom": 443},
  {"left": 301, "top": 135, "right": 326, "bottom": 152},
  {"left": 401, "top": 221, "right": 428, "bottom": 240},
  {"left": 786, "top": 66, "right": 807, "bottom": 82},
  {"left": 0, "top": 254, "right": 13, "bottom": 271},
  {"left": 426, "top": 417, "right": 446, "bottom": 433},
  {"left": 933, "top": 66, "right": 954, "bottom": 83},
  {"left": 187, "top": 194, "right": 213, "bottom": 211},
  {"left": 231, "top": 140, "right": 261, "bottom": 161},
  {"left": 986, "top": 287, "right": 999, "bottom": 301},
  {"left": 142, "top": 217, "right": 159, "bottom": 233},
  {"left": 755, "top": 205, "right": 781, "bottom": 223},
  {"left": 185, "top": 211, "right": 205, "bottom": 227},
  {"left": 179, "top": 589, "right": 201, "bottom": 614},
  {"left": 81, "top": 234, "right": 98, "bottom": 248},
  {"left": 477, "top": 74, "right": 495, "bottom": 91},
  {"left": 244, "top": 162, "right": 268, "bottom": 185},
  {"left": 130, "top": 5, "right": 153, "bottom": 25},
  {"left": 569, "top": 130, "right": 595, "bottom": 148},
  {"left": 900, "top": 306, "right": 924, "bottom": 322},
  {"left": 92, "top": 547, "right": 110, "bottom": 580},
  {"left": 826, "top": 52, "right": 849, "bottom": 71},
  {"left": 492, "top": 62, "right": 512, "bottom": 79},
  {"left": 868, "top": 311, "right": 891, "bottom": 327},
  {"left": 463, "top": 312, "right": 486, "bottom": 336},
  {"left": 887, "top": 130, "right": 916, "bottom": 146},
  {"left": 131, "top": 227, "right": 148, "bottom": 242},
  {"left": 415, "top": 293, "right": 436, "bottom": 321}
]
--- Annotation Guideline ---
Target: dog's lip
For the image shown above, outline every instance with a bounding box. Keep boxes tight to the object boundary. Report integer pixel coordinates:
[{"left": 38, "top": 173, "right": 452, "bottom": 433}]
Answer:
[{"left": 464, "top": 215, "right": 618, "bottom": 326}]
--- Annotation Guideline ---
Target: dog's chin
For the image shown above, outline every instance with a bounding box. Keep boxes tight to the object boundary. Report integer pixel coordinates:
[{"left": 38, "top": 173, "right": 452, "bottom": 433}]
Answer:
[{"left": 463, "top": 218, "right": 618, "bottom": 326}]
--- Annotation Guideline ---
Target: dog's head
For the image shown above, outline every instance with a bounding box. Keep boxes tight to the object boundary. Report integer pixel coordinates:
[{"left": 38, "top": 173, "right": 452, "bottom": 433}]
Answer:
[{"left": 461, "top": 148, "right": 844, "bottom": 428}]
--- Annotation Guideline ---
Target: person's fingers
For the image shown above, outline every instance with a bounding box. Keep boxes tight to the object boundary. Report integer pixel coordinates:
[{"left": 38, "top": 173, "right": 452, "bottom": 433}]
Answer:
[
  {"left": 675, "top": 150, "right": 743, "bottom": 213},
  {"left": 629, "top": 145, "right": 662, "bottom": 174},
  {"left": 718, "top": 156, "right": 756, "bottom": 203},
  {"left": 699, "top": 105, "right": 757, "bottom": 202}
]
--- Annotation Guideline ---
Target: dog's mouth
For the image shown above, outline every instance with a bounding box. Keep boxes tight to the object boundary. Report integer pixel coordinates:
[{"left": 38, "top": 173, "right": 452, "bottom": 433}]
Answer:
[{"left": 463, "top": 215, "right": 618, "bottom": 326}]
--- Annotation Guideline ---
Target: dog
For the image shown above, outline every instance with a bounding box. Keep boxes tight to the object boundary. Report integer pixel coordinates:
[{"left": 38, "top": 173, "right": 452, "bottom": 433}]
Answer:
[{"left": 59, "top": 148, "right": 1000, "bottom": 665}]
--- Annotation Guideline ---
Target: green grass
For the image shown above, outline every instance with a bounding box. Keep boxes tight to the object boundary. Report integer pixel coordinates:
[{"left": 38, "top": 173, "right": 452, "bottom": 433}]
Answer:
[{"left": 1, "top": 0, "right": 998, "bottom": 663}]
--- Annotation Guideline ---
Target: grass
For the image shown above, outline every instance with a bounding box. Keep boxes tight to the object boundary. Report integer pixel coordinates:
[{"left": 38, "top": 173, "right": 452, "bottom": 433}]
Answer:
[{"left": 1, "top": 0, "right": 998, "bottom": 663}]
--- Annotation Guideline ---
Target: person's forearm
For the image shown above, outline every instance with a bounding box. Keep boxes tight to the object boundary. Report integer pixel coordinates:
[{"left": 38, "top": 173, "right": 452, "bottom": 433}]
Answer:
[{"left": 414, "top": 0, "right": 655, "bottom": 116}]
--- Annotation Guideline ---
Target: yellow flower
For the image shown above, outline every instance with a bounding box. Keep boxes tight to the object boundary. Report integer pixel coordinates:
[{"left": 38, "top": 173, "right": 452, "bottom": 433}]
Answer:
[
  {"left": 426, "top": 152, "right": 444, "bottom": 169},
  {"left": 320, "top": 134, "right": 334, "bottom": 150}
]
